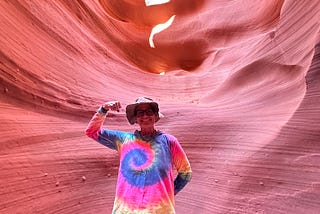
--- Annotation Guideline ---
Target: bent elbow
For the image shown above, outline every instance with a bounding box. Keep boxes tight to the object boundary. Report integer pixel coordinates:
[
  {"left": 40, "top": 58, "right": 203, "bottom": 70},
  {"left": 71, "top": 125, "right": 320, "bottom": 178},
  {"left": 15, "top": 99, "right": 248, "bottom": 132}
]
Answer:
[{"left": 85, "top": 127, "right": 97, "bottom": 139}]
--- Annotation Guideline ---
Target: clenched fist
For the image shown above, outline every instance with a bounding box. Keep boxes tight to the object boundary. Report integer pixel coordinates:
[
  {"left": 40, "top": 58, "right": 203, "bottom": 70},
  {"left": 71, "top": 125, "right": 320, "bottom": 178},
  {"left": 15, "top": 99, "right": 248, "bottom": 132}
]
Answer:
[{"left": 102, "top": 101, "right": 121, "bottom": 112}]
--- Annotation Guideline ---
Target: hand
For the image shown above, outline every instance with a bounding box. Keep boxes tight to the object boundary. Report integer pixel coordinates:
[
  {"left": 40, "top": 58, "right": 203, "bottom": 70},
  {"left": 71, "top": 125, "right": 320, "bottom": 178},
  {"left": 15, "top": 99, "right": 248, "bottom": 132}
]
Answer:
[{"left": 103, "top": 101, "right": 121, "bottom": 112}]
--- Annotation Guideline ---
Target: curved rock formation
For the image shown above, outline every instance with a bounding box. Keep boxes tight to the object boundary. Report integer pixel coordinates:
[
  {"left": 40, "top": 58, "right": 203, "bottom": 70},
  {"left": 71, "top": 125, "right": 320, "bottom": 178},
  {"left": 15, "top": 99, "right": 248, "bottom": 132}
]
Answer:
[{"left": 1, "top": 0, "right": 319, "bottom": 213}]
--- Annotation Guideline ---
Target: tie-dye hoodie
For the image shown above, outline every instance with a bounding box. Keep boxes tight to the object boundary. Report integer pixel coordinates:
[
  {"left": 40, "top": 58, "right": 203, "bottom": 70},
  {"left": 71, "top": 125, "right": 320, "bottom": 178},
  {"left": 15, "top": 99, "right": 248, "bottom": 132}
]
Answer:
[{"left": 85, "top": 109, "right": 192, "bottom": 214}]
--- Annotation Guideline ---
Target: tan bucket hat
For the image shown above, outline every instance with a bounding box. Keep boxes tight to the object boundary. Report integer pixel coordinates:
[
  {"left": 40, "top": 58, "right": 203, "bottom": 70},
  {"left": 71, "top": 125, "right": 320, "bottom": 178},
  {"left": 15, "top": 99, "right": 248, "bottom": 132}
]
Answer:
[{"left": 126, "top": 97, "right": 161, "bottom": 125}]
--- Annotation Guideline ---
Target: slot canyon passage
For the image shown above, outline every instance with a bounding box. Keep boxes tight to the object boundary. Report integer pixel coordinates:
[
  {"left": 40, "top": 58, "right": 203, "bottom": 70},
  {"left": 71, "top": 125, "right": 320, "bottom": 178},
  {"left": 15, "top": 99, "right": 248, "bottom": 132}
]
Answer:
[{"left": 1, "top": 0, "right": 320, "bottom": 213}]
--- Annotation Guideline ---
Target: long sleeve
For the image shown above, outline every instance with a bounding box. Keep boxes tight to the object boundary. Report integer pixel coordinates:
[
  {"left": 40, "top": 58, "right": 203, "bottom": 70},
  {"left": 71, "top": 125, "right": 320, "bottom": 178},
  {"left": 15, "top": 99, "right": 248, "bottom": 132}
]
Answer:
[
  {"left": 168, "top": 135, "right": 192, "bottom": 195},
  {"left": 85, "top": 107, "right": 118, "bottom": 150},
  {"left": 85, "top": 107, "right": 107, "bottom": 140}
]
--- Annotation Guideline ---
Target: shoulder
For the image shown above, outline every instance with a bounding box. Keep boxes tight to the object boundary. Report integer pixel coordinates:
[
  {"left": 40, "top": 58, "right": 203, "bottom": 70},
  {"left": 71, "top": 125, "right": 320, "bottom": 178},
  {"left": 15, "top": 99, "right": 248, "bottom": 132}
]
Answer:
[
  {"left": 161, "top": 132, "right": 178, "bottom": 145},
  {"left": 162, "top": 132, "right": 176, "bottom": 139},
  {"left": 103, "top": 129, "right": 134, "bottom": 139}
]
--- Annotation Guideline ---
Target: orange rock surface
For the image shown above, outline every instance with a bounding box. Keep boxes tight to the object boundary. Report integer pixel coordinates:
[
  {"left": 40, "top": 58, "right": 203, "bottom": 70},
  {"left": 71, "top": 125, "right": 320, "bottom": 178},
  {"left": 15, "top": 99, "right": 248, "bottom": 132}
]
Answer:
[{"left": 1, "top": 0, "right": 320, "bottom": 213}]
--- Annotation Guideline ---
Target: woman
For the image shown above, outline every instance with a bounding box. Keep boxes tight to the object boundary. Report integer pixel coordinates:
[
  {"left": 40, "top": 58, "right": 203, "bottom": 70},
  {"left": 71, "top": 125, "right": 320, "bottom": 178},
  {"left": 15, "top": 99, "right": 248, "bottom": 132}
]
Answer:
[{"left": 85, "top": 97, "right": 192, "bottom": 213}]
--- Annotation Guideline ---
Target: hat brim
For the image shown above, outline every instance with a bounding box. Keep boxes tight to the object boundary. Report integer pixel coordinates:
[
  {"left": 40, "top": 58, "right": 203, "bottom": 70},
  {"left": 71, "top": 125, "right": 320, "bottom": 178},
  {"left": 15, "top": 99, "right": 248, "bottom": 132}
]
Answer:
[{"left": 126, "top": 102, "right": 160, "bottom": 125}]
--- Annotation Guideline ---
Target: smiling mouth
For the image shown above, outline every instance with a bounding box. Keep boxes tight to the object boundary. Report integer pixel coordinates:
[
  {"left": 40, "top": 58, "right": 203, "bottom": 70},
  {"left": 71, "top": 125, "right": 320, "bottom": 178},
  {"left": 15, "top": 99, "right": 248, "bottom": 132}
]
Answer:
[
  {"left": 140, "top": 118, "right": 152, "bottom": 122},
  {"left": 141, "top": 119, "right": 151, "bottom": 122}
]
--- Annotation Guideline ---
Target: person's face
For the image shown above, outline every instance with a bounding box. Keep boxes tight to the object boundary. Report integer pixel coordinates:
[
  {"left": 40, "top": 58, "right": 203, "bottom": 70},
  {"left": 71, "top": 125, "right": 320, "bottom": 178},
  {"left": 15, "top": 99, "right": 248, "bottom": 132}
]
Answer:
[{"left": 135, "top": 104, "right": 156, "bottom": 128}]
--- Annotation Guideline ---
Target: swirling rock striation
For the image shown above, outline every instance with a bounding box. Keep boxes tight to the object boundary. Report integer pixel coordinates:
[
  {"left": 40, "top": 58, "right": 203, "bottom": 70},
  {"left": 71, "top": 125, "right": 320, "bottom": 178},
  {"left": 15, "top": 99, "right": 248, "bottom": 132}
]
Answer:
[{"left": 0, "top": 0, "right": 320, "bottom": 213}]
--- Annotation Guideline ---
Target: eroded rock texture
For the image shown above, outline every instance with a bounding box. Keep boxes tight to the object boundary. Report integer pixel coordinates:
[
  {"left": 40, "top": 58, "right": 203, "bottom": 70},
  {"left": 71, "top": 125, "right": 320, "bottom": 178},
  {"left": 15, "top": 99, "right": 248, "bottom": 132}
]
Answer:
[{"left": 1, "top": 0, "right": 320, "bottom": 213}]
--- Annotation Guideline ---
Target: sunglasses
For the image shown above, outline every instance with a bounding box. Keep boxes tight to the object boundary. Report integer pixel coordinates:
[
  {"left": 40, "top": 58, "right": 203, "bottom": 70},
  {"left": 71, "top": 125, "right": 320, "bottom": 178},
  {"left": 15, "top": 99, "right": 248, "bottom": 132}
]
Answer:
[{"left": 136, "top": 109, "right": 155, "bottom": 117}]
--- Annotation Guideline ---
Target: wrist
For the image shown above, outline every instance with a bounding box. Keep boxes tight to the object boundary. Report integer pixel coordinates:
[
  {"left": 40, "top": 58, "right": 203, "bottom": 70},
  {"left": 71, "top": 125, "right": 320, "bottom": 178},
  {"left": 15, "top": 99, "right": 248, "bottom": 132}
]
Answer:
[{"left": 97, "top": 106, "right": 109, "bottom": 115}]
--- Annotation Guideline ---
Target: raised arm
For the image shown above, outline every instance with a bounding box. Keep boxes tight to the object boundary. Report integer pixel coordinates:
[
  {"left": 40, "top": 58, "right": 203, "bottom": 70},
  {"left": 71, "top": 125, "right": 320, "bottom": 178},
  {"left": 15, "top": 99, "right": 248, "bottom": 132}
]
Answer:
[{"left": 85, "top": 101, "right": 121, "bottom": 149}]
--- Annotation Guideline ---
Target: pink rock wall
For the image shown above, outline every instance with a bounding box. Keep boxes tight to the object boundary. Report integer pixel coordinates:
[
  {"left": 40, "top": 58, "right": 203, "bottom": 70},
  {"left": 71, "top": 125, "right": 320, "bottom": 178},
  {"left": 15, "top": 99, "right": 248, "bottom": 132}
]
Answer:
[{"left": 1, "top": 0, "right": 319, "bottom": 213}]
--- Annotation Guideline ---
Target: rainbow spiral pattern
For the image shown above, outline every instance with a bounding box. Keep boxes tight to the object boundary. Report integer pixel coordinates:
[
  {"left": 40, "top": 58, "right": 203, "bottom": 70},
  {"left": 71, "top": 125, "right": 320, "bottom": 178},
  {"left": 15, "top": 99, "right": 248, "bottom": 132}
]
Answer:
[
  {"left": 120, "top": 139, "right": 169, "bottom": 187},
  {"left": 86, "top": 111, "right": 191, "bottom": 213}
]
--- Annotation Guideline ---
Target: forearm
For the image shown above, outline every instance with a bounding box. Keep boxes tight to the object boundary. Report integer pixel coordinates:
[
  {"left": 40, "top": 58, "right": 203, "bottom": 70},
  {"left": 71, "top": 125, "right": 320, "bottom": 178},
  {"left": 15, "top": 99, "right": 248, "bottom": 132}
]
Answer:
[
  {"left": 85, "top": 106, "right": 108, "bottom": 140},
  {"left": 174, "top": 172, "right": 192, "bottom": 195}
]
